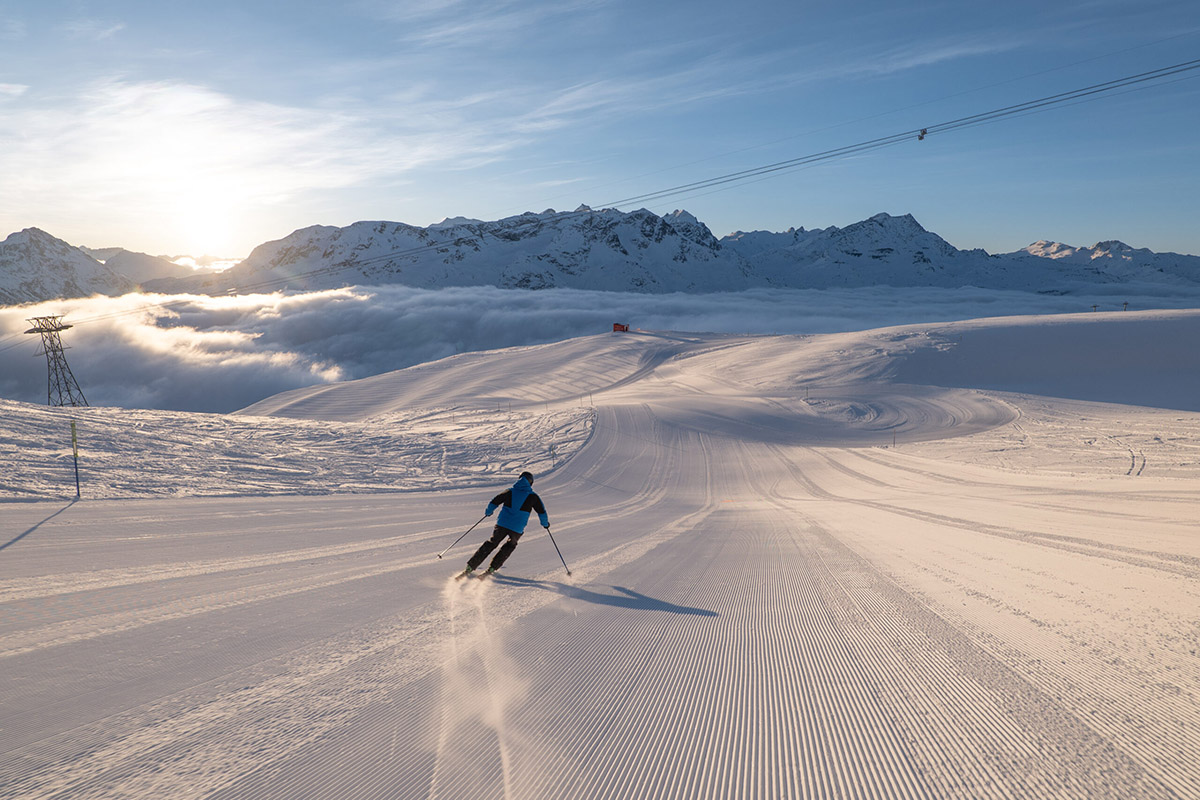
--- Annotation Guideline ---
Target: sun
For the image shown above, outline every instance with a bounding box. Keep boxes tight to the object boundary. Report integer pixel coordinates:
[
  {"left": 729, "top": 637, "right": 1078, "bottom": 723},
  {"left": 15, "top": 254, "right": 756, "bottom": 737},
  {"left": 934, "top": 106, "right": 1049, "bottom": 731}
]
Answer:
[{"left": 173, "top": 192, "right": 238, "bottom": 257}]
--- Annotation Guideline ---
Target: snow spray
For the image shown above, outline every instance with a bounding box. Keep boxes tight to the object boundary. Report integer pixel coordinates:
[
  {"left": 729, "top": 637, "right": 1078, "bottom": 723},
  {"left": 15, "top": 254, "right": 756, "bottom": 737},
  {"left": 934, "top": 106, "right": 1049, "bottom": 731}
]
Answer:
[{"left": 429, "top": 578, "right": 530, "bottom": 799}]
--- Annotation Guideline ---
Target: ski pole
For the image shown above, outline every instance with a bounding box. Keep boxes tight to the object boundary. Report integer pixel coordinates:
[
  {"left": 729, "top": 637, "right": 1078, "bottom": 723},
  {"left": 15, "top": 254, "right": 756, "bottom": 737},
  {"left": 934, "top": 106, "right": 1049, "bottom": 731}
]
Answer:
[
  {"left": 544, "top": 526, "right": 572, "bottom": 576},
  {"left": 437, "top": 515, "right": 487, "bottom": 559}
]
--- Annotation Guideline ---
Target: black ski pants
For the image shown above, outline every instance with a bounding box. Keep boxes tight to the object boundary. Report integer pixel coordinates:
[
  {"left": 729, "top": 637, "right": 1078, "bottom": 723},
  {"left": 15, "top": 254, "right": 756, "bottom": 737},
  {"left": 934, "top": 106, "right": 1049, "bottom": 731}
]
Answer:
[{"left": 468, "top": 524, "right": 524, "bottom": 571}]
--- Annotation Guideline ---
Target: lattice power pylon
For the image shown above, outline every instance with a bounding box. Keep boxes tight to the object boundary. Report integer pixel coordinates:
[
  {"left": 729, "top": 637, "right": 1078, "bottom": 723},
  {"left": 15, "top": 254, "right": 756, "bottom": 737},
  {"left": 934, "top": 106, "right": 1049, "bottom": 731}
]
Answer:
[{"left": 24, "top": 315, "right": 89, "bottom": 407}]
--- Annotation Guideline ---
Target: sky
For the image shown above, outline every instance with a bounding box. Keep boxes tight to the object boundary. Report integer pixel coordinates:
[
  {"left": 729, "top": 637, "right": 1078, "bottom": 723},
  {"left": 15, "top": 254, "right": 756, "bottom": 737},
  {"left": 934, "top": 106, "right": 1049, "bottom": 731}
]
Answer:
[{"left": 1, "top": 0, "right": 1198, "bottom": 260}]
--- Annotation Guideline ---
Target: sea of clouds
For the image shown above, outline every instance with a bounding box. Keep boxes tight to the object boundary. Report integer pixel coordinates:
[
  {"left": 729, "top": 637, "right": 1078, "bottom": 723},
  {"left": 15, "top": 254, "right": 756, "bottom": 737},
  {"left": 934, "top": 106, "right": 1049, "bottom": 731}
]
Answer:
[{"left": 3, "top": 284, "right": 1199, "bottom": 413}]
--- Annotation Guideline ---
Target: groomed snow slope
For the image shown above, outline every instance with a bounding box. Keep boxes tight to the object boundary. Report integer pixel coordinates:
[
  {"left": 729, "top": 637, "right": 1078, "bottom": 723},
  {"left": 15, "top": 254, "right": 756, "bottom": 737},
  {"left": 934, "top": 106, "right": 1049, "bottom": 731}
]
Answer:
[{"left": 3, "top": 310, "right": 1200, "bottom": 799}]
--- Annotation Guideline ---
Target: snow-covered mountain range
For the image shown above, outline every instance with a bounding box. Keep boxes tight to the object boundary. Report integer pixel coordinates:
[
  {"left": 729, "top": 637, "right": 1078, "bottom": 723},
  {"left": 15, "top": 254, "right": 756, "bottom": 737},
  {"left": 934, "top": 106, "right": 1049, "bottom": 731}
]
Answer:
[
  {"left": 4, "top": 209, "right": 1199, "bottom": 304},
  {"left": 155, "top": 208, "right": 1199, "bottom": 296}
]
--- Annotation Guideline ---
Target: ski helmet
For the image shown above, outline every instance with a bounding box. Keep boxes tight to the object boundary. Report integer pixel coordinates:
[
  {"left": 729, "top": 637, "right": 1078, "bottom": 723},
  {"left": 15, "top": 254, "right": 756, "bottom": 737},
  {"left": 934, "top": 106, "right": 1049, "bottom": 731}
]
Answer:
[{"left": 520, "top": 471, "right": 534, "bottom": 484}]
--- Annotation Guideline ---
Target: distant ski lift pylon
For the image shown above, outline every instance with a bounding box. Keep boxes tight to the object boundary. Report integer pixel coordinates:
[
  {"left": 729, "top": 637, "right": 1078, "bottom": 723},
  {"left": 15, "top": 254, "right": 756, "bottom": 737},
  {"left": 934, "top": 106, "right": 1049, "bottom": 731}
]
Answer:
[{"left": 24, "top": 315, "right": 88, "bottom": 407}]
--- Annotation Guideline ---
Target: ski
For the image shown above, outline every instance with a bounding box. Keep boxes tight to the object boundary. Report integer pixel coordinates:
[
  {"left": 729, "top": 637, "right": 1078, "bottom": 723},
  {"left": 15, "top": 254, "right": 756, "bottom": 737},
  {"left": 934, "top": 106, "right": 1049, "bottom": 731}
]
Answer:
[{"left": 454, "top": 568, "right": 496, "bottom": 580}]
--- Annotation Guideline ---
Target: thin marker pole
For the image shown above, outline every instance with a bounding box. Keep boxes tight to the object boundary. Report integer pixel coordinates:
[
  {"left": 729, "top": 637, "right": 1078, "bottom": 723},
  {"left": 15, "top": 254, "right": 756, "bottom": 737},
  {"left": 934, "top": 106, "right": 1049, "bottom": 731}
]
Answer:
[{"left": 70, "top": 420, "right": 80, "bottom": 498}]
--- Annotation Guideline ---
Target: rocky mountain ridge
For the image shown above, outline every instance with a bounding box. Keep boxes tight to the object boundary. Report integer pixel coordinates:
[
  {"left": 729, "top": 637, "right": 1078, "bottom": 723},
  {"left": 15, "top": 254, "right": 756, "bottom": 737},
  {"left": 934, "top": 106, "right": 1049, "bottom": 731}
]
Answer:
[
  {"left": 3, "top": 210, "right": 1199, "bottom": 304},
  {"left": 156, "top": 208, "right": 1200, "bottom": 295}
]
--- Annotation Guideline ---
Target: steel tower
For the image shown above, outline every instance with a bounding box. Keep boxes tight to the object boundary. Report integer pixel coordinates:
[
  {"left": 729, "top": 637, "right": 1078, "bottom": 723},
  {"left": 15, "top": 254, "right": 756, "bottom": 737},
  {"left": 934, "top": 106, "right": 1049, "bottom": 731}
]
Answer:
[{"left": 24, "top": 315, "right": 89, "bottom": 407}]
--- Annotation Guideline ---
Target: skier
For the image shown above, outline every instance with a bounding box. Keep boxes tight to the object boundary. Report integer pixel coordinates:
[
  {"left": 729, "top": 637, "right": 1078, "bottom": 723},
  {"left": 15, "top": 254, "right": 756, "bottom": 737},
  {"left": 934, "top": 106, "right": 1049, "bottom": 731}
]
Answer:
[{"left": 459, "top": 471, "right": 549, "bottom": 578}]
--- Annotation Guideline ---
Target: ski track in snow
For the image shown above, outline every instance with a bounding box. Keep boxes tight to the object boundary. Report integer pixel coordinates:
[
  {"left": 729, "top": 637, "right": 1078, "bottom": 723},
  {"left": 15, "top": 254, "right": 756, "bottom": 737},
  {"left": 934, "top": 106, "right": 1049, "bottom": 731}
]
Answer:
[{"left": 3, "top": 312, "right": 1200, "bottom": 799}]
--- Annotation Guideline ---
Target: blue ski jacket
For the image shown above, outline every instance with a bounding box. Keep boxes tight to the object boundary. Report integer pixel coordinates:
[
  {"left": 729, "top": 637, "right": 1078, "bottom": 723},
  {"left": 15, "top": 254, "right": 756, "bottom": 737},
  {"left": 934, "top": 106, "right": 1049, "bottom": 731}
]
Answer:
[{"left": 486, "top": 476, "right": 549, "bottom": 533}]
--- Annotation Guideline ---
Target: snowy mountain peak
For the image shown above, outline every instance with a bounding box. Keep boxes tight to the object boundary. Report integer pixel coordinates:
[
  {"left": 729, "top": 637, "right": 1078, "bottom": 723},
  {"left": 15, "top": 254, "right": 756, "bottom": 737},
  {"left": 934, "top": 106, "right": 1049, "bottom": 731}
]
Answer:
[
  {"left": 830, "top": 211, "right": 949, "bottom": 256},
  {"left": 6, "top": 226, "right": 39, "bottom": 241},
  {"left": 667, "top": 209, "right": 701, "bottom": 226},
  {"left": 0, "top": 227, "right": 134, "bottom": 304},
  {"left": 662, "top": 208, "right": 719, "bottom": 247},
  {"left": 864, "top": 211, "right": 925, "bottom": 231},
  {"left": 1020, "top": 239, "right": 1162, "bottom": 265},
  {"left": 432, "top": 216, "right": 484, "bottom": 228},
  {"left": 5, "top": 227, "right": 66, "bottom": 249},
  {"left": 1023, "top": 240, "right": 1078, "bottom": 259}
]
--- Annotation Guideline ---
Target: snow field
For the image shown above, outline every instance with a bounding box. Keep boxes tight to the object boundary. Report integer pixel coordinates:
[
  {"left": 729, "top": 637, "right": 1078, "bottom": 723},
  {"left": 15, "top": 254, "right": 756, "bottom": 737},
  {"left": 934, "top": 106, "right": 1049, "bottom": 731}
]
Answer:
[
  {"left": 238, "top": 332, "right": 679, "bottom": 420},
  {"left": 3, "top": 310, "right": 1200, "bottom": 798},
  {"left": 0, "top": 400, "right": 593, "bottom": 499}
]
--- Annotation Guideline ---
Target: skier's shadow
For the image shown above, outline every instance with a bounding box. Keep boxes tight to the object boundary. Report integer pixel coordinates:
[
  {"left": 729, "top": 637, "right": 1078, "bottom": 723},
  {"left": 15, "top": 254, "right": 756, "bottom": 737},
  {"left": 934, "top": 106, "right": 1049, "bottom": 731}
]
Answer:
[
  {"left": 1, "top": 500, "right": 76, "bottom": 554},
  {"left": 491, "top": 575, "right": 718, "bottom": 617}
]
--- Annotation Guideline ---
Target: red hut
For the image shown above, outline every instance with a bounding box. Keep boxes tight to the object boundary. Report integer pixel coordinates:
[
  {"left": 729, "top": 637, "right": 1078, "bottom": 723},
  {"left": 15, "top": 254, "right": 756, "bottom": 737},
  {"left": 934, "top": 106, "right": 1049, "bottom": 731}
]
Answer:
[{"left": 613, "top": 323, "right": 629, "bottom": 332}]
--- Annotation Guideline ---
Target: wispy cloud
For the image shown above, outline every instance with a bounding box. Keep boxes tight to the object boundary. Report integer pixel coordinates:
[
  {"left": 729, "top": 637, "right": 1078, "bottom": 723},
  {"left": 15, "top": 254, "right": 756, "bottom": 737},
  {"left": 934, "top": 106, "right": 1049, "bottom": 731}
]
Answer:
[
  {"left": 62, "top": 18, "right": 126, "bottom": 41},
  {"left": 0, "top": 83, "right": 28, "bottom": 99},
  {"left": 0, "top": 78, "right": 530, "bottom": 251},
  {"left": 508, "top": 48, "right": 777, "bottom": 135},
  {"left": 1, "top": 82, "right": 339, "bottom": 231},
  {"left": 372, "top": 0, "right": 606, "bottom": 47},
  {"left": 533, "top": 177, "right": 588, "bottom": 189},
  {"left": 857, "top": 36, "right": 1031, "bottom": 76},
  {"left": 465, "top": 29, "right": 1027, "bottom": 141},
  {"left": 751, "top": 32, "right": 1038, "bottom": 95}
]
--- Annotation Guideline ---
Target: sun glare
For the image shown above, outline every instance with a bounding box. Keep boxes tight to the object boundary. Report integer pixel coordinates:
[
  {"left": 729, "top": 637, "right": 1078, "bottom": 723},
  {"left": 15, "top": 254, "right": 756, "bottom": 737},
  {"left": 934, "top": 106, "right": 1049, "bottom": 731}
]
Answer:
[
  {"left": 174, "top": 191, "right": 237, "bottom": 258},
  {"left": 171, "top": 255, "right": 241, "bottom": 272}
]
